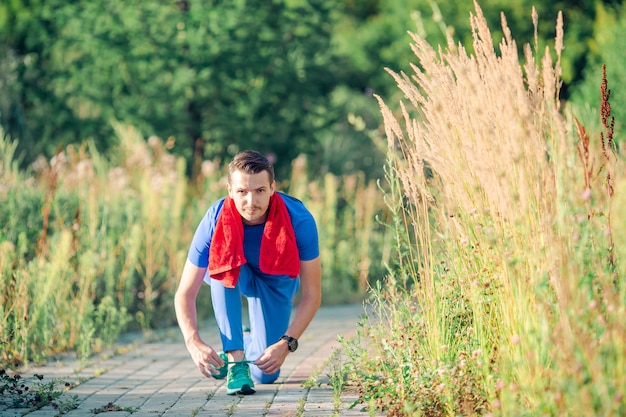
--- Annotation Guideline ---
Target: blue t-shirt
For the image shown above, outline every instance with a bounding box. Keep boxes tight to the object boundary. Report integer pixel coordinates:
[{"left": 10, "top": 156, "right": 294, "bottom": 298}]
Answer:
[{"left": 187, "top": 192, "right": 319, "bottom": 278}]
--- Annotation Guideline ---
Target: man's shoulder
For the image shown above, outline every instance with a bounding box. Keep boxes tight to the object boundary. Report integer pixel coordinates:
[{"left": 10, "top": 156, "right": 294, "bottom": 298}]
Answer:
[
  {"left": 277, "top": 192, "right": 319, "bottom": 253},
  {"left": 277, "top": 191, "right": 304, "bottom": 206},
  {"left": 277, "top": 192, "right": 310, "bottom": 214},
  {"left": 204, "top": 197, "right": 227, "bottom": 222},
  {"left": 277, "top": 192, "right": 316, "bottom": 226}
]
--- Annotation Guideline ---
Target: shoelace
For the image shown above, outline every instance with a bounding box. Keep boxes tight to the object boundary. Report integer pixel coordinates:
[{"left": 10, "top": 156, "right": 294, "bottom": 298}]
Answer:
[
  {"left": 223, "top": 359, "right": 256, "bottom": 365},
  {"left": 228, "top": 361, "right": 252, "bottom": 380}
]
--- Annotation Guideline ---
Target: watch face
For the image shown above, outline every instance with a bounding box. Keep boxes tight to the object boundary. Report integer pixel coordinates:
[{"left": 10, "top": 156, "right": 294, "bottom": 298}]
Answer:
[
  {"left": 288, "top": 338, "right": 298, "bottom": 352},
  {"left": 282, "top": 336, "right": 298, "bottom": 352}
]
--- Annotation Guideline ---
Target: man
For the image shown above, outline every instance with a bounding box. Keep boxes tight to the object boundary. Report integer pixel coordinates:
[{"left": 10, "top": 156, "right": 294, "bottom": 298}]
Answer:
[{"left": 175, "top": 150, "right": 322, "bottom": 395}]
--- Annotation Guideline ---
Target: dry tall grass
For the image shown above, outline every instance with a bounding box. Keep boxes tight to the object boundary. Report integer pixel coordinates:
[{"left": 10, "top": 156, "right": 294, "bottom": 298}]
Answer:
[{"left": 344, "top": 2, "right": 625, "bottom": 416}]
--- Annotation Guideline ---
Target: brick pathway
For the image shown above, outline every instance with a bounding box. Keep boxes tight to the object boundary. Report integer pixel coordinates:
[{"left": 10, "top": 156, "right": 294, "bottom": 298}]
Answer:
[{"left": 2, "top": 304, "right": 383, "bottom": 416}]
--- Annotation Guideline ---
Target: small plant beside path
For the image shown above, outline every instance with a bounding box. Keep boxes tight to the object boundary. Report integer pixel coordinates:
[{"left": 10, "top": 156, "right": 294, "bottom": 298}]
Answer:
[
  {"left": 91, "top": 402, "right": 138, "bottom": 414},
  {"left": 0, "top": 369, "right": 77, "bottom": 415}
]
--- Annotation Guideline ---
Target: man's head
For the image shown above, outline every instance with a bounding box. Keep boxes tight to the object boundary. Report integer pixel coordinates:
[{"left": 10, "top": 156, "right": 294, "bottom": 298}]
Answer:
[
  {"left": 227, "top": 150, "right": 275, "bottom": 184},
  {"left": 227, "top": 150, "right": 276, "bottom": 226}
]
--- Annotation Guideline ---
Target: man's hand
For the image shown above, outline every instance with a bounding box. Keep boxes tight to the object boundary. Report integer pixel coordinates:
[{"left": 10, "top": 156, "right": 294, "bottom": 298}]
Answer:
[
  {"left": 254, "top": 340, "right": 289, "bottom": 375},
  {"left": 175, "top": 260, "right": 224, "bottom": 378},
  {"left": 187, "top": 340, "right": 225, "bottom": 378}
]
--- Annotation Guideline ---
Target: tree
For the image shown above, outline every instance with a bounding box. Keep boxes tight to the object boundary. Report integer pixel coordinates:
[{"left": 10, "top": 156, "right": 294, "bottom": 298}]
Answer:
[
  {"left": 330, "top": 0, "right": 615, "bottom": 97},
  {"left": 2, "top": 0, "right": 624, "bottom": 179},
  {"left": 0, "top": 0, "right": 46, "bottom": 153},
  {"left": 1, "top": 0, "right": 339, "bottom": 179}
]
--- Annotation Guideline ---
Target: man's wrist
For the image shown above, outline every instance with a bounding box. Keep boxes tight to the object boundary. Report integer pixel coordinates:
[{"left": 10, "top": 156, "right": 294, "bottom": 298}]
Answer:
[
  {"left": 280, "top": 335, "right": 298, "bottom": 352},
  {"left": 184, "top": 331, "right": 202, "bottom": 348}
]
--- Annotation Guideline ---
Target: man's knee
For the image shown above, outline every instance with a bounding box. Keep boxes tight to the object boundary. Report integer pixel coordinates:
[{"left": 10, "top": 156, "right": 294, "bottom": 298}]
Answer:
[{"left": 251, "top": 367, "right": 280, "bottom": 384}]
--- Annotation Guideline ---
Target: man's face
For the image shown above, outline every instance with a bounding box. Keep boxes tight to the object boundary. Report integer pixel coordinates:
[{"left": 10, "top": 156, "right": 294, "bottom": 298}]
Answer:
[{"left": 227, "top": 170, "right": 275, "bottom": 226}]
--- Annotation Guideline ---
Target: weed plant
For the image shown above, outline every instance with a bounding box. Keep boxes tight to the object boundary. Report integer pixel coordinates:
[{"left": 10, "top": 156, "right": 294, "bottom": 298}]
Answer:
[
  {"left": 0, "top": 369, "right": 77, "bottom": 415},
  {"left": 1, "top": 125, "right": 389, "bottom": 369},
  {"left": 342, "top": 3, "right": 625, "bottom": 416}
]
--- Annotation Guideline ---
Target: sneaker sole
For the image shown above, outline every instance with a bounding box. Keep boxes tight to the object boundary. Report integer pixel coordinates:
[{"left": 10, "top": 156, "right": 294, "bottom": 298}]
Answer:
[{"left": 227, "top": 384, "right": 256, "bottom": 395}]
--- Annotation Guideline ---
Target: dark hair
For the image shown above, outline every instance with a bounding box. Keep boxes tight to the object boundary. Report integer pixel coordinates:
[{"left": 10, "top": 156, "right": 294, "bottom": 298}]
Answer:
[{"left": 228, "top": 150, "right": 275, "bottom": 184}]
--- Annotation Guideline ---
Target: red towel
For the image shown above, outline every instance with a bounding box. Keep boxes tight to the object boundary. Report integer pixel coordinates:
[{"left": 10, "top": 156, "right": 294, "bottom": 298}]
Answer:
[{"left": 208, "top": 193, "right": 300, "bottom": 288}]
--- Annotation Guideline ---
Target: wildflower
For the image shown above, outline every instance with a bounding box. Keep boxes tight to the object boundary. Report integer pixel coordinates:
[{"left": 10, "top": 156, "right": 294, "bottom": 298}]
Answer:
[
  {"left": 492, "top": 399, "right": 501, "bottom": 410},
  {"left": 148, "top": 135, "right": 161, "bottom": 148},
  {"left": 581, "top": 188, "right": 591, "bottom": 201},
  {"left": 495, "top": 379, "right": 506, "bottom": 391}
]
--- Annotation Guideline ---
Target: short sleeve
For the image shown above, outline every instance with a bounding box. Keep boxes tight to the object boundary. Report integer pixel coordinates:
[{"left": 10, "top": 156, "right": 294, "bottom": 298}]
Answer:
[
  {"left": 281, "top": 193, "right": 319, "bottom": 261},
  {"left": 187, "top": 198, "right": 225, "bottom": 268}
]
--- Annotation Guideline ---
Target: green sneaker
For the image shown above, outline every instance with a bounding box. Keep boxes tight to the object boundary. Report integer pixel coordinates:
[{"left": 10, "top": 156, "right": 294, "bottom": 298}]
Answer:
[
  {"left": 210, "top": 352, "right": 228, "bottom": 380},
  {"left": 227, "top": 361, "right": 256, "bottom": 395}
]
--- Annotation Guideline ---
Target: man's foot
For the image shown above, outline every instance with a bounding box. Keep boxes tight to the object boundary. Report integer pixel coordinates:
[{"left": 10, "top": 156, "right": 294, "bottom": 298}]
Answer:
[
  {"left": 227, "top": 361, "right": 256, "bottom": 395},
  {"left": 210, "top": 352, "right": 228, "bottom": 380}
]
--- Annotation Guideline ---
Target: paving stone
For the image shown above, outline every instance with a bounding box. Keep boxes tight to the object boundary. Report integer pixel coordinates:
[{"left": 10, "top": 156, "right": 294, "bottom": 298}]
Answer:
[{"left": 4, "top": 305, "right": 385, "bottom": 416}]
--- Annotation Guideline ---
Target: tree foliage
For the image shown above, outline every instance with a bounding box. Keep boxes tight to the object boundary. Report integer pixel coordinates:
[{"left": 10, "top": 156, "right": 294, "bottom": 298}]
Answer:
[
  {"left": 1, "top": 0, "right": 340, "bottom": 178},
  {"left": 0, "top": 0, "right": 624, "bottom": 178},
  {"left": 331, "top": 0, "right": 622, "bottom": 95}
]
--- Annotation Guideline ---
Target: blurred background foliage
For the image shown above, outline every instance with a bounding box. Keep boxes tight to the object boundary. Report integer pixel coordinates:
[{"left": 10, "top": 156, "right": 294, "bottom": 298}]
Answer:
[{"left": 1, "top": 0, "right": 625, "bottom": 182}]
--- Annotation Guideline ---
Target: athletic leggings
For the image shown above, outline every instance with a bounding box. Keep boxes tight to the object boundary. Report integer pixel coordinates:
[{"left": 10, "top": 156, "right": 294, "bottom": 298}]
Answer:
[{"left": 209, "top": 264, "right": 300, "bottom": 383}]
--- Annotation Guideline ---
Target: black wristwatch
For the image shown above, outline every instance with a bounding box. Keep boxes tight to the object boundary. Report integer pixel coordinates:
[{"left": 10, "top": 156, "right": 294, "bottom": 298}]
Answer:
[{"left": 280, "top": 335, "right": 298, "bottom": 352}]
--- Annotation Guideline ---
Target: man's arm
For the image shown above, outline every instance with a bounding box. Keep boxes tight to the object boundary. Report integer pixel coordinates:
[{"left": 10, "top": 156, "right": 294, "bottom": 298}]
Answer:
[
  {"left": 283, "top": 257, "right": 322, "bottom": 339},
  {"left": 174, "top": 259, "right": 225, "bottom": 377},
  {"left": 254, "top": 256, "right": 322, "bottom": 374}
]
